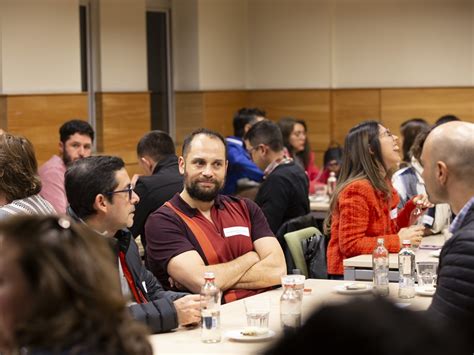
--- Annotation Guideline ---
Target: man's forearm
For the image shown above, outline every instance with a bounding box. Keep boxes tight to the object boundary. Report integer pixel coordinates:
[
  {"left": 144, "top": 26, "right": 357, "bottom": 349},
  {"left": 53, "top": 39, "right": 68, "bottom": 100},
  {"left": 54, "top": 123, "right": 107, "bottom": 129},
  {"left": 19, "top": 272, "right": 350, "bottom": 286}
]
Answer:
[
  {"left": 233, "top": 253, "right": 286, "bottom": 289},
  {"left": 210, "top": 251, "right": 260, "bottom": 291}
]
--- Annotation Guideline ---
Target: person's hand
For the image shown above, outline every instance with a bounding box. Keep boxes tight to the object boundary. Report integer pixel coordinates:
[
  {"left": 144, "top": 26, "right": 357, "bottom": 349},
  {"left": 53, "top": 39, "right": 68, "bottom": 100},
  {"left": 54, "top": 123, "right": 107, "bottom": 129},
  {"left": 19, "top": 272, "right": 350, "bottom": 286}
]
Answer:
[
  {"left": 168, "top": 276, "right": 186, "bottom": 291},
  {"left": 174, "top": 294, "right": 201, "bottom": 326},
  {"left": 413, "top": 194, "right": 434, "bottom": 209},
  {"left": 398, "top": 225, "right": 425, "bottom": 247}
]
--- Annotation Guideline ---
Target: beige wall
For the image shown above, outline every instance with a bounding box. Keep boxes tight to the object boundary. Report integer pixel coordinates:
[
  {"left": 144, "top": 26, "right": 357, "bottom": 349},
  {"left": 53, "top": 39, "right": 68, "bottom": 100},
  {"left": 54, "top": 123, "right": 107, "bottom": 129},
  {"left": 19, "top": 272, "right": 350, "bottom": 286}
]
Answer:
[
  {"left": 172, "top": 0, "right": 200, "bottom": 91},
  {"left": 172, "top": 0, "right": 474, "bottom": 90},
  {"left": 99, "top": 0, "right": 148, "bottom": 91},
  {"left": 0, "top": 0, "right": 81, "bottom": 93},
  {"left": 247, "top": 0, "right": 332, "bottom": 89},
  {"left": 333, "top": 0, "right": 473, "bottom": 88},
  {"left": 198, "top": 0, "right": 247, "bottom": 90}
]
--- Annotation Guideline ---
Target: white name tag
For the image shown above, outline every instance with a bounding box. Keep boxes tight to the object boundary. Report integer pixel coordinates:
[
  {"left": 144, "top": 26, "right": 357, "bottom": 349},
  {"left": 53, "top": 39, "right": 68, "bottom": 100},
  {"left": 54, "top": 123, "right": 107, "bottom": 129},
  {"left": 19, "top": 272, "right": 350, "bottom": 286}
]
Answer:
[
  {"left": 223, "top": 226, "right": 250, "bottom": 237},
  {"left": 390, "top": 208, "right": 398, "bottom": 220},
  {"left": 422, "top": 214, "right": 434, "bottom": 226}
]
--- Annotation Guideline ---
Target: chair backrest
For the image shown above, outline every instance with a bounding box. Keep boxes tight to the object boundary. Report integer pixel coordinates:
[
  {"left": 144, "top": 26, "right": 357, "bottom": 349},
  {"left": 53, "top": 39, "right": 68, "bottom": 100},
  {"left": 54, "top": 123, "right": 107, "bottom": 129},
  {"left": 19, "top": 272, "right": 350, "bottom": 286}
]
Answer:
[{"left": 283, "top": 226, "right": 319, "bottom": 277}]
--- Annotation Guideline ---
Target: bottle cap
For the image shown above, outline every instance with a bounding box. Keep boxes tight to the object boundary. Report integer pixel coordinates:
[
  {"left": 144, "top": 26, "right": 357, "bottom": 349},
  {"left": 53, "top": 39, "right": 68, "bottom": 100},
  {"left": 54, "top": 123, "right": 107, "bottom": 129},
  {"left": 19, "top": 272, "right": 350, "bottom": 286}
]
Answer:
[
  {"left": 402, "top": 240, "right": 411, "bottom": 245},
  {"left": 377, "top": 237, "right": 384, "bottom": 244},
  {"left": 204, "top": 272, "right": 215, "bottom": 279}
]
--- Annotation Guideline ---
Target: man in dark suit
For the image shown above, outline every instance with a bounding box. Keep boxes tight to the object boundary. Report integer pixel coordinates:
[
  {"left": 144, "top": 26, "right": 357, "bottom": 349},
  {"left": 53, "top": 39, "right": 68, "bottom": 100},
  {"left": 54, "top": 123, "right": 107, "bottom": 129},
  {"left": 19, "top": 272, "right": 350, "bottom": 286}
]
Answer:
[{"left": 130, "top": 131, "right": 183, "bottom": 256}]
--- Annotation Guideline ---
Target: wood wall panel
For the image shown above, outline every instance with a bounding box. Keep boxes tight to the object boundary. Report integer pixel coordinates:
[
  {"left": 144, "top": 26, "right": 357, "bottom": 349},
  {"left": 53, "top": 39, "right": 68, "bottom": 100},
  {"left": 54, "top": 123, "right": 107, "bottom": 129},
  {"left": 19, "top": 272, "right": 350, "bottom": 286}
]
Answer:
[
  {"left": 96, "top": 92, "right": 150, "bottom": 153},
  {"left": 381, "top": 88, "right": 474, "bottom": 138},
  {"left": 174, "top": 92, "right": 204, "bottom": 151},
  {"left": 203, "top": 91, "right": 248, "bottom": 137},
  {"left": 331, "top": 89, "right": 380, "bottom": 145},
  {"left": 5, "top": 94, "right": 88, "bottom": 165},
  {"left": 248, "top": 90, "right": 331, "bottom": 165},
  {"left": 0, "top": 96, "right": 6, "bottom": 130}
]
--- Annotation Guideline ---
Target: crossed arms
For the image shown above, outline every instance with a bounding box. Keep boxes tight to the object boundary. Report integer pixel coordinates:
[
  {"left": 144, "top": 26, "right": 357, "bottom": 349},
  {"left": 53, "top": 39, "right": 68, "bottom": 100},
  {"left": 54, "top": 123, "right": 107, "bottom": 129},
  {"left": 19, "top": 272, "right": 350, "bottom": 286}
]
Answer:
[{"left": 167, "top": 236, "right": 286, "bottom": 294}]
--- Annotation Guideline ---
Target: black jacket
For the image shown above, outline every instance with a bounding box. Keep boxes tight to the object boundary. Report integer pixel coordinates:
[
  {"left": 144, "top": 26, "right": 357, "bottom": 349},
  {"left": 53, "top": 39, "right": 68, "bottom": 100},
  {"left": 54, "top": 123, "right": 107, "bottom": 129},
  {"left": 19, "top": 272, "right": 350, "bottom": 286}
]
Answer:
[
  {"left": 130, "top": 155, "right": 183, "bottom": 248},
  {"left": 428, "top": 204, "right": 474, "bottom": 323},
  {"left": 67, "top": 207, "right": 188, "bottom": 333},
  {"left": 114, "top": 229, "right": 189, "bottom": 333},
  {"left": 255, "top": 162, "right": 310, "bottom": 234}
]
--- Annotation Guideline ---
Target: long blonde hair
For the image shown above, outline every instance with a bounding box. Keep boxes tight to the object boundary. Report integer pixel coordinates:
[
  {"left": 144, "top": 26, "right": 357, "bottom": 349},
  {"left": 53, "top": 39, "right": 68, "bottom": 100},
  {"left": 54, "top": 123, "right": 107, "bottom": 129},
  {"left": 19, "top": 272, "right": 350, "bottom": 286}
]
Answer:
[{"left": 324, "top": 120, "right": 392, "bottom": 235}]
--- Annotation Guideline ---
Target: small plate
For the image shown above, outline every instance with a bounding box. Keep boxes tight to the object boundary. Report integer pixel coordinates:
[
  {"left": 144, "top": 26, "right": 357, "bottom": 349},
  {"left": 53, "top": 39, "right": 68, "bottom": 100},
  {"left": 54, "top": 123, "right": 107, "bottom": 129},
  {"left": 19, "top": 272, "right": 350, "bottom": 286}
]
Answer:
[
  {"left": 415, "top": 286, "right": 436, "bottom": 297},
  {"left": 225, "top": 329, "right": 275, "bottom": 342},
  {"left": 334, "top": 283, "right": 372, "bottom": 295},
  {"left": 430, "top": 250, "right": 441, "bottom": 258}
]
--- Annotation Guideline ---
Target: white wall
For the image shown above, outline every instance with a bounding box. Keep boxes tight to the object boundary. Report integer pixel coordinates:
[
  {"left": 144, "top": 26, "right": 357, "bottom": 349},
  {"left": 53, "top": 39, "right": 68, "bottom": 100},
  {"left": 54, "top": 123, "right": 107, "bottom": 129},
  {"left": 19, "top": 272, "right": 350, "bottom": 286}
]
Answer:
[
  {"left": 172, "top": 0, "right": 474, "bottom": 90},
  {"left": 172, "top": 0, "right": 200, "bottom": 91},
  {"left": 197, "top": 0, "right": 247, "bottom": 90},
  {"left": 99, "top": 0, "right": 147, "bottom": 91},
  {"left": 332, "top": 0, "right": 473, "bottom": 88},
  {"left": 0, "top": 0, "right": 81, "bottom": 94},
  {"left": 247, "top": 0, "right": 332, "bottom": 89}
]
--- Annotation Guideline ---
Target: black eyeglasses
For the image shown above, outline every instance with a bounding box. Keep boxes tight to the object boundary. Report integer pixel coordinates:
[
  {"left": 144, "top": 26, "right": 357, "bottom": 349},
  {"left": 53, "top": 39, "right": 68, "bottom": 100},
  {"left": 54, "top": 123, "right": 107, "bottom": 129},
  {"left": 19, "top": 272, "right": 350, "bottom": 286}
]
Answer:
[{"left": 106, "top": 184, "right": 134, "bottom": 200}]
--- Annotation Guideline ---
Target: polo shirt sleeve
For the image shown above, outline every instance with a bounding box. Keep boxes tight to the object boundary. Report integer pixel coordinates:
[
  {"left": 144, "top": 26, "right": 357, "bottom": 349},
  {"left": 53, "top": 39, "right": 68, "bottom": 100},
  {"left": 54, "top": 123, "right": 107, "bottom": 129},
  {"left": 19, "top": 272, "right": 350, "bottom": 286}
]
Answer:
[
  {"left": 145, "top": 206, "right": 196, "bottom": 274},
  {"left": 244, "top": 198, "right": 274, "bottom": 241}
]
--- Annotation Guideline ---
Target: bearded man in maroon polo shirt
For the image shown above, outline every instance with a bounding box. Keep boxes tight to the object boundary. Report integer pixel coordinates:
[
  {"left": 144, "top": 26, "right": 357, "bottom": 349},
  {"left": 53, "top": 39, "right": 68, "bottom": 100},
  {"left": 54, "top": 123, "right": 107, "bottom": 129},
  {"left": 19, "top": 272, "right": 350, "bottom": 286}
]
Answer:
[{"left": 144, "top": 128, "right": 286, "bottom": 303}]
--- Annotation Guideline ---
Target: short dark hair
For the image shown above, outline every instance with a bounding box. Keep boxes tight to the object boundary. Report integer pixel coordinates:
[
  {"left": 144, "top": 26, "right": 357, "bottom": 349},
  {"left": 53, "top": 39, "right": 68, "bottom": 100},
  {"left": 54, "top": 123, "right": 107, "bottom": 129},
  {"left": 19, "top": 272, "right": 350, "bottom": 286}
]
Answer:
[
  {"left": 59, "top": 119, "right": 95, "bottom": 144},
  {"left": 65, "top": 156, "right": 124, "bottom": 219},
  {"left": 244, "top": 120, "right": 284, "bottom": 152},
  {"left": 0, "top": 133, "right": 41, "bottom": 202},
  {"left": 410, "top": 129, "right": 430, "bottom": 161},
  {"left": 265, "top": 296, "right": 470, "bottom": 355},
  {"left": 182, "top": 128, "right": 227, "bottom": 158},
  {"left": 323, "top": 146, "right": 343, "bottom": 167},
  {"left": 137, "top": 130, "right": 176, "bottom": 162},
  {"left": 400, "top": 118, "right": 430, "bottom": 162},
  {"left": 233, "top": 107, "right": 266, "bottom": 138},
  {"left": 435, "top": 114, "right": 460, "bottom": 127}
]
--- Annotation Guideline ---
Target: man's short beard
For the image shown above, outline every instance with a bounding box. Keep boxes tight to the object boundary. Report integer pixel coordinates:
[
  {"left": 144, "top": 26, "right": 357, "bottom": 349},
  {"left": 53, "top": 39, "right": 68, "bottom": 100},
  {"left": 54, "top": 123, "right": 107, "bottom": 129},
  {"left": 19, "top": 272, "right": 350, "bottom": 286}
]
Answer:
[
  {"left": 186, "top": 179, "right": 223, "bottom": 202},
  {"left": 62, "top": 151, "right": 72, "bottom": 166}
]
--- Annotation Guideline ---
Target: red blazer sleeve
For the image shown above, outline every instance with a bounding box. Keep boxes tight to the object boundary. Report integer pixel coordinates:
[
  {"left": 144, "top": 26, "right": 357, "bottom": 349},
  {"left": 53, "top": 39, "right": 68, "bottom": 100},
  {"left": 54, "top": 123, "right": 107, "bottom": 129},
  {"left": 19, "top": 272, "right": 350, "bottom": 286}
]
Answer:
[{"left": 337, "top": 182, "right": 400, "bottom": 257}]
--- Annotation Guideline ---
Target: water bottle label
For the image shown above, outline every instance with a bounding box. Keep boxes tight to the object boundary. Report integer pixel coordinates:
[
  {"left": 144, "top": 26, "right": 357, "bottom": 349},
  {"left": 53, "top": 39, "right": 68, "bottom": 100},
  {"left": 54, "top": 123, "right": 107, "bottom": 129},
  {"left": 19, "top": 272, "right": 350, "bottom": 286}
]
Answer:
[
  {"left": 401, "top": 255, "right": 412, "bottom": 275},
  {"left": 203, "top": 315, "right": 218, "bottom": 330}
]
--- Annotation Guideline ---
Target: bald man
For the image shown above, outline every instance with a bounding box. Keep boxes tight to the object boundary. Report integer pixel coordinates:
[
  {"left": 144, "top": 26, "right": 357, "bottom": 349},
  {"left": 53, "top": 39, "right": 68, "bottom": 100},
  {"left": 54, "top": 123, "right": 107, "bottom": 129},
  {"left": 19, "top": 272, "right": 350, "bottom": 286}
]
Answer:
[{"left": 420, "top": 121, "right": 474, "bottom": 324}]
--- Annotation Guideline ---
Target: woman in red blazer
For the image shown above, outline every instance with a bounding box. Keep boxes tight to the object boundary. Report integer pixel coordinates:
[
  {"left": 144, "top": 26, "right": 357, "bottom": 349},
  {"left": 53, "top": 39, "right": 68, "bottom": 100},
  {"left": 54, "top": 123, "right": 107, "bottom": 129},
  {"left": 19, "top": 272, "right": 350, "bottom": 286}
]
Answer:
[{"left": 325, "top": 120, "right": 430, "bottom": 278}]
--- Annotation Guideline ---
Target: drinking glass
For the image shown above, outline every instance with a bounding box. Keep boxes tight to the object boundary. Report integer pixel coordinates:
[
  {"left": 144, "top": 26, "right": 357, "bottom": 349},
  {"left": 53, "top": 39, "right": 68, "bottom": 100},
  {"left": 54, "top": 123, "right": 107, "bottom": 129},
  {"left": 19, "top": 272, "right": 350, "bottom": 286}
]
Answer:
[{"left": 244, "top": 296, "right": 270, "bottom": 329}]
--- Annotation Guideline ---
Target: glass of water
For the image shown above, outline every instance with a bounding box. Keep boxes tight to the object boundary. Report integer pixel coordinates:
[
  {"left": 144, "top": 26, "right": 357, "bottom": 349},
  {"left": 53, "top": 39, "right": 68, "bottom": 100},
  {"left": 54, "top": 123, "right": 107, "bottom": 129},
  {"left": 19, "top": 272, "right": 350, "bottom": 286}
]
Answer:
[{"left": 244, "top": 296, "right": 270, "bottom": 329}]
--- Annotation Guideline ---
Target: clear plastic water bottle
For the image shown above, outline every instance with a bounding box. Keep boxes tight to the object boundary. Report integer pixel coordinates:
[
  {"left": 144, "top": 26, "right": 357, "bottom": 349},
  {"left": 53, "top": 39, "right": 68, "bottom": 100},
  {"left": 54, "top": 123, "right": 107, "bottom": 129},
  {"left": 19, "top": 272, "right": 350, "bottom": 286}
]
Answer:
[
  {"left": 280, "top": 276, "right": 302, "bottom": 333},
  {"left": 327, "top": 171, "right": 337, "bottom": 196},
  {"left": 200, "top": 272, "right": 221, "bottom": 343},
  {"left": 398, "top": 240, "right": 416, "bottom": 299},
  {"left": 372, "top": 238, "right": 389, "bottom": 296}
]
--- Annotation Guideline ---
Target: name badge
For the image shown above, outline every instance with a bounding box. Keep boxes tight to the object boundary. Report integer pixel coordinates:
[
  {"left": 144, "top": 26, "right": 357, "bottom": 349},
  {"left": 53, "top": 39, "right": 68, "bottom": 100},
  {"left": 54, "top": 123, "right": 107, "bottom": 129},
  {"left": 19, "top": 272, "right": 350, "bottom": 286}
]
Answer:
[
  {"left": 390, "top": 208, "right": 398, "bottom": 220},
  {"left": 421, "top": 214, "right": 434, "bottom": 227},
  {"left": 223, "top": 226, "right": 250, "bottom": 237}
]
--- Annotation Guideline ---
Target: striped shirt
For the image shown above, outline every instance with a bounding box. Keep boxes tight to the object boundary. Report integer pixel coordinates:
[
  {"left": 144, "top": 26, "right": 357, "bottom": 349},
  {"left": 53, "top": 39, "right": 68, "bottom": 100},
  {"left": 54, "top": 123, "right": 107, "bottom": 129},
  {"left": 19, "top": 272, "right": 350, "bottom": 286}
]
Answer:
[
  {"left": 449, "top": 196, "right": 474, "bottom": 234},
  {"left": 0, "top": 194, "right": 57, "bottom": 220}
]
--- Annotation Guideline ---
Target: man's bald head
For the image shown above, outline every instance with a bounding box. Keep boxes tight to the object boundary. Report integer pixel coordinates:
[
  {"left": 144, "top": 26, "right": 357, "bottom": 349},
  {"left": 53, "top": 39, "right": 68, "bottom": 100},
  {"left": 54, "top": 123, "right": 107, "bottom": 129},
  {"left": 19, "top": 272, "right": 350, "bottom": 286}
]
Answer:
[{"left": 424, "top": 121, "right": 474, "bottom": 182}]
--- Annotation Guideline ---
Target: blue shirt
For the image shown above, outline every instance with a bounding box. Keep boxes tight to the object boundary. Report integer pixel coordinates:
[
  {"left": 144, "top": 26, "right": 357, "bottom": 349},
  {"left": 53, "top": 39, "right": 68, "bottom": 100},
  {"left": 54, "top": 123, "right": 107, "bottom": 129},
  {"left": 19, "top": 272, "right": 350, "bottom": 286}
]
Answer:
[
  {"left": 449, "top": 195, "right": 474, "bottom": 233},
  {"left": 223, "top": 136, "right": 263, "bottom": 195}
]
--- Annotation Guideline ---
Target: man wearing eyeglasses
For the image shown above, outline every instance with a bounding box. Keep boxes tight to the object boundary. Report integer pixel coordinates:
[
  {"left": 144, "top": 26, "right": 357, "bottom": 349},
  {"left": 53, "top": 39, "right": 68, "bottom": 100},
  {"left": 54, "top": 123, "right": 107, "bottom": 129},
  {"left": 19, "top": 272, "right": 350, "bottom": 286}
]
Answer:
[{"left": 64, "top": 155, "right": 201, "bottom": 334}]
